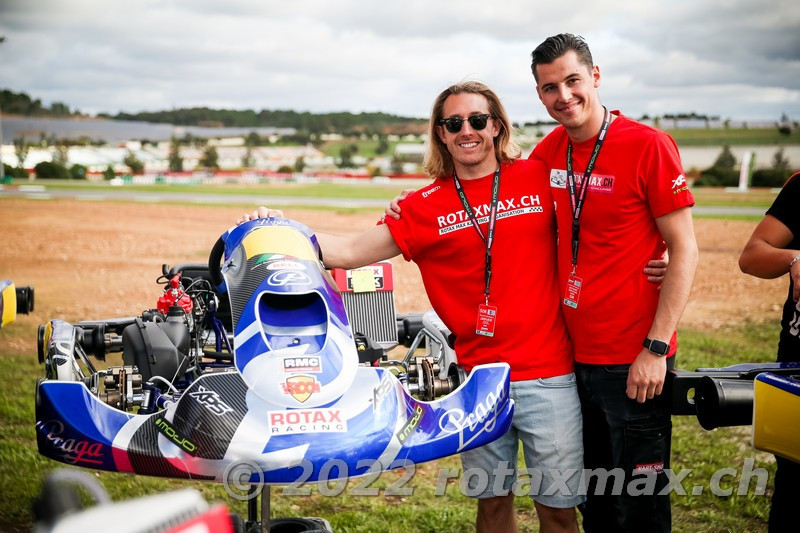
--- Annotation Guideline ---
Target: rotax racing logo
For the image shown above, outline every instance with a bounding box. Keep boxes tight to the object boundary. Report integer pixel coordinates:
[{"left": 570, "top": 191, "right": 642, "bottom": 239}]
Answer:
[
  {"left": 268, "top": 409, "right": 347, "bottom": 434},
  {"left": 281, "top": 375, "right": 321, "bottom": 403},
  {"left": 437, "top": 195, "right": 544, "bottom": 235}
]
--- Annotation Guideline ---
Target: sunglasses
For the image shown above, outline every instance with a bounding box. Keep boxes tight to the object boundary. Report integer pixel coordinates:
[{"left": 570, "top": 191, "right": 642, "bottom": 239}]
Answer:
[{"left": 438, "top": 114, "right": 494, "bottom": 134}]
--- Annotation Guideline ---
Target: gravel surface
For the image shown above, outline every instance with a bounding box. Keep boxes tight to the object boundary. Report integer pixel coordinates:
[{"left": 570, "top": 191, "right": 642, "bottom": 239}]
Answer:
[{"left": 0, "top": 198, "right": 787, "bottom": 356}]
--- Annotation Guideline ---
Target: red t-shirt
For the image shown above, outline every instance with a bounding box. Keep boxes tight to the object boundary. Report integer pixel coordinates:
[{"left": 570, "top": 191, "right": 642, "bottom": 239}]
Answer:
[
  {"left": 531, "top": 111, "right": 695, "bottom": 365},
  {"left": 385, "top": 159, "right": 573, "bottom": 380}
]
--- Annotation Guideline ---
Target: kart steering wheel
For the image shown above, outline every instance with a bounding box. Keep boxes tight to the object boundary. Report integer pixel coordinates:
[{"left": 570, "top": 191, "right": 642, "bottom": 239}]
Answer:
[{"left": 208, "top": 236, "right": 226, "bottom": 291}]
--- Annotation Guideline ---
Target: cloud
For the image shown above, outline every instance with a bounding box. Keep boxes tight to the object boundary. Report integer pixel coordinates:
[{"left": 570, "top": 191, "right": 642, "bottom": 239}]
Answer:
[{"left": 0, "top": 0, "right": 797, "bottom": 120}]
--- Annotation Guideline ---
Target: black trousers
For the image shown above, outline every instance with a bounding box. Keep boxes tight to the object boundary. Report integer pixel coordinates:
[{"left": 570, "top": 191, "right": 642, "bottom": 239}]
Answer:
[
  {"left": 575, "top": 361, "right": 673, "bottom": 533},
  {"left": 769, "top": 455, "right": 800, "bottom": 532}
]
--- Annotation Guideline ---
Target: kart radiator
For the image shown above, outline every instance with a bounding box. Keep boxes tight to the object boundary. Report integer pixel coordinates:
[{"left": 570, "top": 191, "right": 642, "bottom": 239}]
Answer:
[{"left": 331, "top": 262, "right": 398, "bottom": 350}]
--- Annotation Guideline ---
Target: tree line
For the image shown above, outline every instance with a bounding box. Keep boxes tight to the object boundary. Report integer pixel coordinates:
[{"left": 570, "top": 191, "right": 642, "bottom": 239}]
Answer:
[
  {"left": 1, "top": 89, "right": 78, "bottom": 117},
  {"left": 5, "top": 88, "right": 796, "bottom": 139},
  {"left": 2, "top": 87, "right": 428, "bottom": 135},
  {"left": 108, "top": 107, "right": 427, "bottom": 136}
]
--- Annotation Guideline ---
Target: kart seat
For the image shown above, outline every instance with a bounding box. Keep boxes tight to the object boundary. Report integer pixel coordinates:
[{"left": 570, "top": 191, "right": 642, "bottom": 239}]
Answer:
[{"left": 258, "top": 292, "right": 328, "bottom": 353}]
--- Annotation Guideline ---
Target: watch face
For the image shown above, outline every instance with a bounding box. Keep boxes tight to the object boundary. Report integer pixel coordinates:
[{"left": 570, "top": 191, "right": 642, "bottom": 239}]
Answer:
[{"left": 645, "top": 338, "right": 669, "bottom": 356}]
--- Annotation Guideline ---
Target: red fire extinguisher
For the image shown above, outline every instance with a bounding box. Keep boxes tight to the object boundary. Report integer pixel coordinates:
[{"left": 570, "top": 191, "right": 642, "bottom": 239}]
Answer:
[{"left": 157, "top": 273, "right": 193, "bottom": 316}]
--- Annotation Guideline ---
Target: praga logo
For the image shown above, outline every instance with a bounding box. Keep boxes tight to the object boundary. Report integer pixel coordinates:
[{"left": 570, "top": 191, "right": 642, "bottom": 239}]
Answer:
[
  {"left": 268, "top": 409, "right": 347, "bottom": 434},
  {"left": 254, "top": 218, "right": 290, "bottom": 226},
  {"left": 438, "top": 379, "right": 506, "bottom": 451},
  {"left": 154, "top": 417, "right": 198, "bottom": 455},
  {"left": 281, "top": 375, "right": 321, "bottom": 403},
  {"left": 189, "top": 385, "right": 234, "bottom": 416},
  {"left": 37, "top": 419, "right": 104, "bottom": 465}
]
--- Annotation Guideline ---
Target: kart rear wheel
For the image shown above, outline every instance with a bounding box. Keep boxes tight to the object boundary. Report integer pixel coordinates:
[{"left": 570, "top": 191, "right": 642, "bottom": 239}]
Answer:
[{"left": 261, "top": 517, "right": 331, "bottom": 532}]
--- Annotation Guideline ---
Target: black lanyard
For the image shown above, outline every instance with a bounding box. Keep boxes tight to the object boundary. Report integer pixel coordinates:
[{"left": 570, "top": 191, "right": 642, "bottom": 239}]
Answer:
[
  {"left": 566, "top": 107, "right": 610, "bottom": 272},
  {"left": 453, "top": 167, "right": 501, "bottom": 304}
]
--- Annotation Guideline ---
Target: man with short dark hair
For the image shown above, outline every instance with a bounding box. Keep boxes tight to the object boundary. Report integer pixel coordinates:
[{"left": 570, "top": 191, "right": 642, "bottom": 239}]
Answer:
[{"left": 528, "top": 33, "right": 699, "bottom": 532}]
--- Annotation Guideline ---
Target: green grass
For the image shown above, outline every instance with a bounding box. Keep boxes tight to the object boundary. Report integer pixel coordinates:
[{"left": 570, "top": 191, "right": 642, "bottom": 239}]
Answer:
[
  {"left": 13, "top": 179, "right": 417, "bottom": 200},
  {"left": 318, "top": 139, "right": 416, "bottom": 159},
  {"left": 5, "top": 178, "right": 781, "bottom": 212},
  {"left": 0, "top": 315, "right": 782, "bottom": 532},
  {"left": 693, "top": 214, "right": 765, "bottom": 223},
  {"left": 691, "top": 187, "right": 778, "bottom": 208},
  {"left": 665, "top": 128, "right": 800, "bottom": 147},
  {"left": 668, "top": 323, "right": 780, "bottom": 532}
]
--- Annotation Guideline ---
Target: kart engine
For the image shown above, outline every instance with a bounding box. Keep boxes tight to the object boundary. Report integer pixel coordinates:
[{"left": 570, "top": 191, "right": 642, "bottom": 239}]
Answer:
[
  {"left": 121, "top": 306, "right": 191, "bottom": 384},
  {"left": 36, "top": 259, "right": 463, "bottom": 414},
  {"left": 37, "top": 268, "right": 212, "bottom": 412}
]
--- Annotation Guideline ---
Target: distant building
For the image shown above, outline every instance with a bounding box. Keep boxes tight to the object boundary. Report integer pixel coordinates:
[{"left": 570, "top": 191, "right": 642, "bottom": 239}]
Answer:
[
  {"left": 1, "top": 142, "right": 329, "bottom": 174},
  {"left": 394, "top": 143, "right": 426, "bottom": 164}
]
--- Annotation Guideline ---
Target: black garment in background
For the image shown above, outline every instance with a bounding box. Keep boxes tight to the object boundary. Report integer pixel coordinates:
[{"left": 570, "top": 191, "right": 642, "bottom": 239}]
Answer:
[{"left": 763, "top": 173, "right": 800, "bottom": 533}]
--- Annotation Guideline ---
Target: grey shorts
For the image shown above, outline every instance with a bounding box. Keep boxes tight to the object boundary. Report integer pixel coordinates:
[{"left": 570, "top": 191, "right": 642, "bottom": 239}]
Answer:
[{"left": 459, "top": 373, "right": 585, "bottom": 508}]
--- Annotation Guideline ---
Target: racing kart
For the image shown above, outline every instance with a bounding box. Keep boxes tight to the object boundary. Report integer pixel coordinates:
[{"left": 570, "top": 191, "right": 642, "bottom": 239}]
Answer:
[
  {"left": 0, "top": 279, "right": 34, "bottom": 328},
  {"left": 670, "top": 362, "right": 800, "bottom": 462},
  {"left": 34, "top": 217, "right": 514, "bottom": 531}
]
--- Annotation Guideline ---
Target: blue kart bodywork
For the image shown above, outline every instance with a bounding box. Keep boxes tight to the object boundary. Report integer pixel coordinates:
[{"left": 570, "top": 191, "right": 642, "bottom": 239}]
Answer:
[{"left": 35, "top": 218, "right": 514, "bottom": 483}]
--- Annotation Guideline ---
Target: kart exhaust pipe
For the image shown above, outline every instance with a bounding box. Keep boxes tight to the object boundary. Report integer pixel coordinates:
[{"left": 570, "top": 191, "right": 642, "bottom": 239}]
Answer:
[
  {"left": 695, "top": 376, "right": 754, "bottom": 430},
  {"left": 0, "top": 280, "right": 34, "bottom": 328},
  {"left": 16, "top": 285, "right": 34, "bottom": 314}
]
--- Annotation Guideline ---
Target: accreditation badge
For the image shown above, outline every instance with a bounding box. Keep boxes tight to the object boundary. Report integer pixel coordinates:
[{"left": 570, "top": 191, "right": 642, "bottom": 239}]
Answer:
[
  {"left": 476, "top": 303, "right": 498, "bottom": 337},
  {"left": 563, "top": 273, "right": 583, "bottom": 309}
]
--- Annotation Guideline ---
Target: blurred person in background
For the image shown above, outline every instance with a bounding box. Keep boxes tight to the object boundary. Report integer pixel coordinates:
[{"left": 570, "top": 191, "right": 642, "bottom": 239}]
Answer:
[{"left": 739, "top": 171, "right": 800, "bottom": 533}]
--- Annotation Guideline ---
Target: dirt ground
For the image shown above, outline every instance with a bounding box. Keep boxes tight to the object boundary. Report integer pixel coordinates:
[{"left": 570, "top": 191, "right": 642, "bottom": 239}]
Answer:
[{"left": 0, "top": 198, "right": 788, "bottom": 356}]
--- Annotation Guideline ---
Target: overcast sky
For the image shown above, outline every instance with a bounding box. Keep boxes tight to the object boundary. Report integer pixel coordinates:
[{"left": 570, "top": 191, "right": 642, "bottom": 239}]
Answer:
[{"left": 1, "top": 0, "right": 798, "bottom": 123}]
